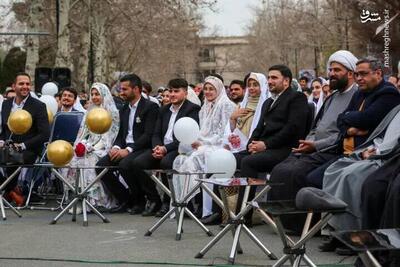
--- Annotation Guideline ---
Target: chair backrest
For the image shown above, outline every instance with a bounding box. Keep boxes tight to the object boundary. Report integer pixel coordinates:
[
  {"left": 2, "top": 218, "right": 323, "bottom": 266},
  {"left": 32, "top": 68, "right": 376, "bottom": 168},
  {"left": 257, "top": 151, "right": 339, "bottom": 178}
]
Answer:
[{"left": 49, "top": 111, "right": 85, "bottom": 143}]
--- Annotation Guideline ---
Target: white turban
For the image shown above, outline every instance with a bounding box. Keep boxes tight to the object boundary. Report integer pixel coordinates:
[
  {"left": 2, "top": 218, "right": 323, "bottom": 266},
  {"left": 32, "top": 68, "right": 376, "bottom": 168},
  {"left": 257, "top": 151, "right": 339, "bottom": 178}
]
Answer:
[{"left": 327, "top": 50, "right": 358, "bottom": 72}]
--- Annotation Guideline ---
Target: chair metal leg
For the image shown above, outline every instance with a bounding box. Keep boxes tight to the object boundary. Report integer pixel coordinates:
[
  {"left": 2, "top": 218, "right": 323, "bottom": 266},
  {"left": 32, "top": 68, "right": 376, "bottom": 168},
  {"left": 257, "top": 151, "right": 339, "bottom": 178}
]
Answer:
[
  {"left": 85, "top": 200, "right": 110, "bottom": 223},
  {"left": 0, "top": 196, "right": 6, "bottom": 220},
  {"left": 242, "top": 224, "right": 277, "bottom": 260},
  {"left": 82, "top": 198, "right": 88, "bottom": 226},
  {"left": 144, "top": 208, "right": 176, "bottom": 236},
  {"left": 176, "top": 207, "right": 186, "bottom": 240},
  {"left": 228, "top": 224, "right": 242, "bottom": 264},
  {"left": 2, "top": 197, "right": 22, "bottom": 217},
  {"left": 303, "top": 255, "right": 317, "bottom": 267},
  {"left": 273, "top": 254, "right": 291, "bottom": 267},
  {"left": 359, "top": 251, "right": 382, "bottom": 267},
  {"left": 195, "top": 224, "right": 234, "bottom": 259},
  {"left": 184, "top": 207, "right": 213, "bottom": 236},
  {"left": 51, "top": 197, "right": 78, "bottom": 224}
]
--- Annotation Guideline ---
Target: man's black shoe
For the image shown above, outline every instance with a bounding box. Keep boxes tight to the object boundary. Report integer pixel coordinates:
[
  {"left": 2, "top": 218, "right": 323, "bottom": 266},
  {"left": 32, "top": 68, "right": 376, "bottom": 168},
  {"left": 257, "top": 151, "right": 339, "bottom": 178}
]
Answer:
[
  {"left": 130, "top": 205, "right": 145, "bottom": 215},
  {"left": 109, "top": 203, "right": 129, "bottom": 213},
  {"left": 155, "top": 203, "right": 169, "bottom": 217},
  {"left": 142, "top": 201, "right": 161, "bottom": 217},
  {"left": 318, "top": 237, "right": 341, "bottom": 252},
  {"left": 200, "top": 213, "right": 221, "bottom": 225}
]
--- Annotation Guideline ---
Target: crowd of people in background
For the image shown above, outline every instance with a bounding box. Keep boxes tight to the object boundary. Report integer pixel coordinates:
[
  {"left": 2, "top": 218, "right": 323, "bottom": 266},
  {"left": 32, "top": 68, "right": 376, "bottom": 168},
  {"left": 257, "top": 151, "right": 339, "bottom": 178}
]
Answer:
[{"left": 1, "top": 49, "right": 400, "bottom": 266}]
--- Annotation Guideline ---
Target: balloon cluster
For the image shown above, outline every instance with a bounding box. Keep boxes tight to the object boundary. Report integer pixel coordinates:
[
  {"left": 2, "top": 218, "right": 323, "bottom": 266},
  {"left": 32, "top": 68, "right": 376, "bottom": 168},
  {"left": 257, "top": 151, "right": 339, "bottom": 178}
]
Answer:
[
  {"left": 40, "top": 82, "right": 59, "bottom": 124},
  {"left": 173, "top": 117, "right": 236, "bottom": 178}
]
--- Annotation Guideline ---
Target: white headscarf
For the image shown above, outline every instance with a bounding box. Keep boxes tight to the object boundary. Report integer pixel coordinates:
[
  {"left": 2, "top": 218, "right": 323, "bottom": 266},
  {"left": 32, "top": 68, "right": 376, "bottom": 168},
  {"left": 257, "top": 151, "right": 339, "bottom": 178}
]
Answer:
[
  {"left": 239, "top": 72, "right": 269, "bottom": 136},
  {"left": 76, "top": 83, "right": 120, "bottom": 156},
  {"left": 73, "top": 96, "right": 86, "bottom": 112},
  {"left": 198, "top": 76, "right": 236, "bottom": 146},
  {"left": 186, "top": 86, "right": 201, "bottom": 106}
]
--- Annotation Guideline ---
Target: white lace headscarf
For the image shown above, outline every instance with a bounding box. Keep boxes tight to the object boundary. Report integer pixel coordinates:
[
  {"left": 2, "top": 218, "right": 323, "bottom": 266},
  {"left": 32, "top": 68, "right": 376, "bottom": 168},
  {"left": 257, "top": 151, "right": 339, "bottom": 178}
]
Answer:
[
  {"left": 198, "top": 76, "right": 236, "bottom": 146},
  {"left": 75, "top": 83, "right": 120, "bottom": 154}
]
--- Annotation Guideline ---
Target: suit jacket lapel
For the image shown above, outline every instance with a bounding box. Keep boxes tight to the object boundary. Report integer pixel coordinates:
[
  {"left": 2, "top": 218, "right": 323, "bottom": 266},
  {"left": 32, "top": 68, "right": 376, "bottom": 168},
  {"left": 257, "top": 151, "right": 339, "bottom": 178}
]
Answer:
[
  {"left": 122, "top": 105, "right": 130, "bottom": 139},
  {"left": 268, "top": 88, "right": 290, "bottom": 112},
  {"left": 134, "top": 97, "right": 145, "bottom": 127},
  {"left": 163, "top": 107, "right": 172, "bottom": 135},
  {"left": 263, "top": 98, "right": 274, "bottom": 113},
  {"left": 175, "top": 100, "right": 188, "bottom": 121}
]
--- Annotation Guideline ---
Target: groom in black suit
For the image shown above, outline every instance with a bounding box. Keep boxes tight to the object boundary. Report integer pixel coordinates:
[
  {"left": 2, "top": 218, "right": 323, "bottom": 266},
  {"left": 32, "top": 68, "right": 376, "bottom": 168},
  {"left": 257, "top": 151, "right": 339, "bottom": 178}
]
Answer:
[
  {"left": 127, "top": 78, "right": 200, "bottom": 216},
  {"left": 0, "top": 72, "right": 50, "bottom": 203},
  {"left": 96, "top": 73, "right": 159, "bottom": 213}
]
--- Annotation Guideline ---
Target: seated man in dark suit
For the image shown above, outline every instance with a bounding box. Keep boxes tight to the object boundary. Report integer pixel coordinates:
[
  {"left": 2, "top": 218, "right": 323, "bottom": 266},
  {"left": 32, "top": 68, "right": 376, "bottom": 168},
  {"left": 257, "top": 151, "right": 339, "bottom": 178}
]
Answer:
[
  {"left": 225, "top": 65, "right": 308, "bottom": 226},
  {"left": 96, "top": 73, "right": 159, "bottom": 213},
  {"left": 235, "top": 64, "right": 309, "bottom": 177},
  {"left": 0, "top": 72, "right": 50, "bottom": 206},
  {"left": 126, "top": 78, "right": 201, "bottom": 216}
]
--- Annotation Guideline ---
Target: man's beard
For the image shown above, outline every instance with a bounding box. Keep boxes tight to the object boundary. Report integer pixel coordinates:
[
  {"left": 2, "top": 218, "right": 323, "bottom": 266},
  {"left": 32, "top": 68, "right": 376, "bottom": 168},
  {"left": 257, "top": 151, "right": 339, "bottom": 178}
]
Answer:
[{"left": 330, "top": 76, "right": 348, "bottom": 92}]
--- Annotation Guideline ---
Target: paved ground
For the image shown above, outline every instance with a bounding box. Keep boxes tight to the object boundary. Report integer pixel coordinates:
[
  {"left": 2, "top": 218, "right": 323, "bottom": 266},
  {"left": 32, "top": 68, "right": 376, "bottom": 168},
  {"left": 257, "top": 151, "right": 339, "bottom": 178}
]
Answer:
[{"left": 0, "top": 209, "right": 356, "bottom": 267}]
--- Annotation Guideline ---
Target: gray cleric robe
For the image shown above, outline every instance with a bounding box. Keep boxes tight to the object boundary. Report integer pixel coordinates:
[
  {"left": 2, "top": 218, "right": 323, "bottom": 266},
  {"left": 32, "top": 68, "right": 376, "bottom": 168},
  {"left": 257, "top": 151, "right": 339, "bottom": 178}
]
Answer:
[{"left": 323, "top": 104, "right": 400, "bottom": 230}]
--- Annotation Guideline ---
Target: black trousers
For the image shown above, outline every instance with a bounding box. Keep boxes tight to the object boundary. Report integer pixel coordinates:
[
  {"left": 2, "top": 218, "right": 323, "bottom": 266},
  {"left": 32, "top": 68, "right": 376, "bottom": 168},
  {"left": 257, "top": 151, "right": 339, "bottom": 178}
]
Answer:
[
  {"left": 0, "top": 150, "right": 37, "bottom": 193},
  {"left": 233, "top": 148, "right": 292, "bottom": 221},
  {"left": 268, "top": 151, "right": 340, "bottom": 201},
  {"left": 96, "top": 150, "right": 144, "bottom": 206},
  {"left": 128, "top": 149, "right": 178, "bottom": 205},
  {"left": 235, "top": 148, "right": 292, "bottom": 178}
]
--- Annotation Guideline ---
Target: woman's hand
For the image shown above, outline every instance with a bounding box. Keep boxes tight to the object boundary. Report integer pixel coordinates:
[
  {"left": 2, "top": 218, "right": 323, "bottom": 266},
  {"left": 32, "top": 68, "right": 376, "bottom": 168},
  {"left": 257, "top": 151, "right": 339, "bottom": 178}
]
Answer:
[{"left": 230, "top": 108, "right": 251, "bottom": 121}]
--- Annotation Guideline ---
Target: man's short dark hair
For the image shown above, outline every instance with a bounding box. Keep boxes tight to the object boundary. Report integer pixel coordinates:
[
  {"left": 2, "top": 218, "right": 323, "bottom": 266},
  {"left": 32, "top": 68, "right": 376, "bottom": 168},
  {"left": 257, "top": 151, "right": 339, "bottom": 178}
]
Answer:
[
  {"left": 230, "top": 80, "right": 245, "bottom": 89},
  {"left": 14, "top": 72, "right": 31, "bottom": 83},
  {"left": 356, "top": 56, "right": 384, "bottom": 72},
  {"left": 61, "top": 87, "right": 78, "bottom": 99},
  {"left": 142, "top": 81, "right": 152, "bottom": 93},
  {"left": 120, "top": 73, "right": 142, "bottom": 91},
  {"left": 210, "top": 73, "right": 224, "bottom": 84},
  {"left": 299, "top": 76, "right": 309, "bottom": 83},
  {"left": 269, "top": 65, "right": 293, "bottom": 85},
  {"left": 168, "top": 78, "right": 188, "bottom": 90}
]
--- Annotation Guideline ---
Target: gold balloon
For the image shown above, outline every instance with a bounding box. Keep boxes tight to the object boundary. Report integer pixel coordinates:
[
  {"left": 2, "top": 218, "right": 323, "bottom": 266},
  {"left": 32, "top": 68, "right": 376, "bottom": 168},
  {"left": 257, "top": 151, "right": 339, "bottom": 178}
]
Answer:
[
  {"left": 86, "top": 107, "right": 112, "bottom": 134},
  {"left": 47, "top": 108, "right": 54, "bottom": 124},
  {"left": 47, "top": 140, "right": 74, "bottom": 167},
  {"left": 7, "top": 109, "right": 33, "bottom": 135}
]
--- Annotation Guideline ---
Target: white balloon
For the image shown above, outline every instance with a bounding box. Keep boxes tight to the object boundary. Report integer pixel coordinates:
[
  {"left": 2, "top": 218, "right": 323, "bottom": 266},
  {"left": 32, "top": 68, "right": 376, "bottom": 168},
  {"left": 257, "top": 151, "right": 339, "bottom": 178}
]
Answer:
[
  {"left": 42, "top": 82, "right": 58, "bottom": 96},
  {"left": 206, "top": 148, "right": 237, "bottom": 178},
  {"left": 173, "top": 117, "right": 200, "bottom": 145},
  {"left": 40, "top": 95, "right": 58, "bottom": 115}
]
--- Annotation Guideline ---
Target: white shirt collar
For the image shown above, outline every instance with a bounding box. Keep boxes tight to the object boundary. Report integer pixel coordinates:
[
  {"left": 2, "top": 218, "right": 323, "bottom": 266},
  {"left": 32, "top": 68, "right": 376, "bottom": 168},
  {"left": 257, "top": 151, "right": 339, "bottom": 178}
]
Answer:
[
  {"left": 129, "top": 97, "right": 140, "bottom": 109},
  {"left": 169, "top": 102, "right": 184, "bottom": 113},
  {"left": 12, "top": 95, "right": 29, "bottom": 107}
]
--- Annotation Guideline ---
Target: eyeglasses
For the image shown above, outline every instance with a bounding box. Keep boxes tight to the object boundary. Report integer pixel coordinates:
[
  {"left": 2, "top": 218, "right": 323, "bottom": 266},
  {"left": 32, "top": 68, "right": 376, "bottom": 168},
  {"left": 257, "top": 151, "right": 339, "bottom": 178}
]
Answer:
[{"left": 354, "top": 70, "right": 375, "bottom": 78}]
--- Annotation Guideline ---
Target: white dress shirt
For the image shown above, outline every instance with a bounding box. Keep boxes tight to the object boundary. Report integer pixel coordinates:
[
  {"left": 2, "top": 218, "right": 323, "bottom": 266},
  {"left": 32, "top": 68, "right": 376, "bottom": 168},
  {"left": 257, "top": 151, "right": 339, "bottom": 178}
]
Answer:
[{"left": 163, "top": 103, "right": 183, "bottom": 146}]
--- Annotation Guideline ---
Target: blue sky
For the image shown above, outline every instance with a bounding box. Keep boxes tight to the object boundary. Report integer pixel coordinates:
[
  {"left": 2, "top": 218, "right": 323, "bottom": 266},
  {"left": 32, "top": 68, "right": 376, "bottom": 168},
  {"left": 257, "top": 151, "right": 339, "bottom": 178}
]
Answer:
[{"left": 201, "top": 0, "right": 261, "bottom": 36}]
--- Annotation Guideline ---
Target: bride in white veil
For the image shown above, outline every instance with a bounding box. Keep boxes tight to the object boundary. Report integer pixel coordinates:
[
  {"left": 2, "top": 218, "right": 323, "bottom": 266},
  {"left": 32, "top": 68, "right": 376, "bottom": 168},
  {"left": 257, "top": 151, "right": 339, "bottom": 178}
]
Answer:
[
  {"left": 65, "top": 83, "right": 120, "bottom": 209},
  {"left": 173, "top": 76, "right": 236, "bottom": 217}
]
